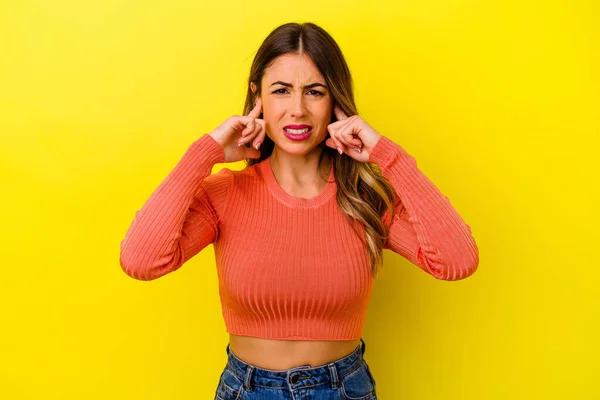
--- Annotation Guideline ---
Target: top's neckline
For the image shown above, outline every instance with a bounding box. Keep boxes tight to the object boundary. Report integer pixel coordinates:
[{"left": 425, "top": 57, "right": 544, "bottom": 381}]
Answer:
[{"left": 259, "top": 156, "right": 337, "bottom": 209}]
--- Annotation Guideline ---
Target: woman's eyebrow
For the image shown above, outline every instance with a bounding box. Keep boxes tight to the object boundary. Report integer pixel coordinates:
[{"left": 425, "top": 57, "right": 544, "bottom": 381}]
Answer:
[{"left": 269, "top": 81, "right": 328, "bottom": 90}]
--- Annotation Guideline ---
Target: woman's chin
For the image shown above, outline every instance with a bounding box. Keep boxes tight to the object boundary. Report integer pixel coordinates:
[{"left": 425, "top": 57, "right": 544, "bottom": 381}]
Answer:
[
  {"left": 267, "top": 132, "right": 328, "bottom": 156},
  {"left": 275, "top": 141, "right": 326, "bottom": 156}
]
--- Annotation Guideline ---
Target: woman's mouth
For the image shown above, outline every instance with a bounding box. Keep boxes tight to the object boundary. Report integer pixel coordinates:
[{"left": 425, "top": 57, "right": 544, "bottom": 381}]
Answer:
[{"left": 283, "top": 127, "right": 312, "bottom": 141}]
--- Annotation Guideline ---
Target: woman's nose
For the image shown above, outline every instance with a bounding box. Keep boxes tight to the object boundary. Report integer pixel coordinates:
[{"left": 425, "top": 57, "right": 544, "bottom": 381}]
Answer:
[{"left": 290, "top": 94, "right": 307, "bottom": 117}]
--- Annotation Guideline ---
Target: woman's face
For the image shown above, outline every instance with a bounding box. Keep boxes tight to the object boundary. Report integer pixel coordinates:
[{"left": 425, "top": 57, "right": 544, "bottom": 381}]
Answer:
[{"left": 252, "top": 53, "right": 333, "bottom": 156}]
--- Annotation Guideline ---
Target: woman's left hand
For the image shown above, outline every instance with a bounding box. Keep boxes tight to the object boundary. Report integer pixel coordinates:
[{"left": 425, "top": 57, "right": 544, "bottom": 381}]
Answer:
[{"left": 326, "top": 104, "right": 383, "bottom": 163}]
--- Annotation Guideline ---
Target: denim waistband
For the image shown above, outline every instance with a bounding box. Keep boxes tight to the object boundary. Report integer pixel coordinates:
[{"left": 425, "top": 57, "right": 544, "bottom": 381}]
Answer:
[{"left": 224, "top": 338, "right": 366, "bottom": 391}]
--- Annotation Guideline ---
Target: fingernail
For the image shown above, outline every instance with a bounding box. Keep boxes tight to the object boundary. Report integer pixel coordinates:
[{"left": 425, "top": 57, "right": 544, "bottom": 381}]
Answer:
[
  {"left": 337, "top": 146, "right": 343, "bottom": 154},
  {"left": 255, "top": 142, "right": 261, "bottom": 149}
]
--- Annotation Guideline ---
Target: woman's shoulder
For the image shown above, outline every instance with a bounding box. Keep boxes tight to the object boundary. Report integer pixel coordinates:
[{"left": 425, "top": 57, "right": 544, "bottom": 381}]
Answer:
[
  {"left": 202, "top": 160, "right": 263, "bottom": 189},
  {"left": 200, "top": 162, "right": 264, "bottom": 215}
]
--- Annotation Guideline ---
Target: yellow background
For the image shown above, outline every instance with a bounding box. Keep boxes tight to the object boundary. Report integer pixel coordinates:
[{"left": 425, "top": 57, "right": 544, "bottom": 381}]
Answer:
[{"left": 1, "top": 0, "right": 598, "bottom": 399}]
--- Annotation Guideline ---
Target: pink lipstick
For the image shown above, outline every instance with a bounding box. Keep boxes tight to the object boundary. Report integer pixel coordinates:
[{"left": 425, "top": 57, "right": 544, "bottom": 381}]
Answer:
[{"left": 283, "top": 124, "right": 313, "bottom": 141}]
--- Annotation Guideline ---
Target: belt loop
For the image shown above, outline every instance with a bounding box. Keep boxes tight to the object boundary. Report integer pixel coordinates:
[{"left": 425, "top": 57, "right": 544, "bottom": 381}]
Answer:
[
  {"left": 328, "top": 363, "right": 339, "bottom": 390},
  {"left": 243, "top": 365, "right": 254, "bottom": 392}
]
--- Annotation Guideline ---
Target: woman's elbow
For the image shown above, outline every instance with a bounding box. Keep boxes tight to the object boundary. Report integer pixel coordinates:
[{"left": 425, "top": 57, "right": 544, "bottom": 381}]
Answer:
[
  {"left": 119, "top": 251, "right": 178, "bottom": 281},
  {"left": 438, "top": 248, "right": 480, "bottom": 281}
]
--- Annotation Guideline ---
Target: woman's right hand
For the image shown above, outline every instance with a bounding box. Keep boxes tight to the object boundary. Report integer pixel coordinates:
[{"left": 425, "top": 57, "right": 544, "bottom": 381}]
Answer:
[{"left": 209, "top": 98, "right": 266, "bottom": 163}]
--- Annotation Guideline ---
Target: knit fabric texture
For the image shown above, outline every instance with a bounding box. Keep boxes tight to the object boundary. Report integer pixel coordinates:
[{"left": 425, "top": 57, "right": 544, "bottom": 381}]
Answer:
[{"left": 120, "top": 134, "right": 479, "bottom": 340}]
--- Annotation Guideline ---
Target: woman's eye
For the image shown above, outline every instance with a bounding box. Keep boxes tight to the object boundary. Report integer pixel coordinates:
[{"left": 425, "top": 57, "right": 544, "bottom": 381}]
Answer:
[{"left": 273, "top": 89, "right": 324, "bottom": 96}]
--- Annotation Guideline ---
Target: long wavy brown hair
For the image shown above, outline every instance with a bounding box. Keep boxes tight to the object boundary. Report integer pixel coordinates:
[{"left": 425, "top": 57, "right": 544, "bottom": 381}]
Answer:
[{"left": 242, "top": 22, "right": 402, "bottom": 278}]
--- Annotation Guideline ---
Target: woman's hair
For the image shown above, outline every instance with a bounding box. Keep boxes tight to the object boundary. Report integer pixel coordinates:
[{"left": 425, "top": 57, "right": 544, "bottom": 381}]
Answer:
[{"left": 242, "top": 22, "right": 403, "bottom": 278}]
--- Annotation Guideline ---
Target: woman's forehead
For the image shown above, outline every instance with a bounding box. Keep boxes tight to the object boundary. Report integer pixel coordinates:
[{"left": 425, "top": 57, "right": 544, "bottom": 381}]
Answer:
[{"left": 263, "top": 54, "right": 324, "bottom": 84}]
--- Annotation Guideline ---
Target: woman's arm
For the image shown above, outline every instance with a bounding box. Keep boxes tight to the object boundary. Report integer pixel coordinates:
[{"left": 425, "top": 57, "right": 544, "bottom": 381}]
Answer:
[
  {"left": 369, "top": 136, "right": 479, "bottom": 280},
  {"left": 119, "top": 134, "right": 232, "bottom": 281}
]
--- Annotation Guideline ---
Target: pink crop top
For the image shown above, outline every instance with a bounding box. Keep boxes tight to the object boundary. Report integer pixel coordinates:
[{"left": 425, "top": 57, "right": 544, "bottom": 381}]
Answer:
[{"left": 119, "top": 134, "right": 479, "bottom": 340}]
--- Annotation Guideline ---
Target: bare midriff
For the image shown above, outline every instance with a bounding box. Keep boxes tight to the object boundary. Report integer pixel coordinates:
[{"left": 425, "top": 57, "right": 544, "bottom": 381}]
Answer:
[{"left": 228, "top": 334, "right": 361, "bottom": 371}]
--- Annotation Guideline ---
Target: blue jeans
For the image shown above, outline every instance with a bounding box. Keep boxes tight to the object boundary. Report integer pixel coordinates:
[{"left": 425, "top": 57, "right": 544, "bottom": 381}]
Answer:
[{"left": 214, "top": 338, "right": 377, "bottom": 399}]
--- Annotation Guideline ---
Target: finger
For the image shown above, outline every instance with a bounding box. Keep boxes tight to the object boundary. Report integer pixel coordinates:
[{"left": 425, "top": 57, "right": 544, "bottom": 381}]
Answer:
[
  {"left": 325, "top": 138, "right": 338, "bottom": 150},
  {"left": 343, "top": 129, "right": 363, "bottom": 148},
  {"left": 241, "top": 120, "right": 263, "bottom": 148},
  {"left": 329, "top": 114, "right": 357, "bottom": 148},
  {"left": 333, "top": 124, "right": 353, "bottom": 146},
  {"left": 241, "top": 98, "right": 262, "bottom": 136},
  {"left": 252, "top": 120, "right": 266, "bottom": 149},
  {"left": 238, "top": 119, "right": 263, "bottom": 147},
  {"left": 247, "top": 97, "right": 262, "bottom": 119},
  {"left": 326, "top": 118, "right": 347, "bottom": 152},
  {"left": 333, "top": 103, "right": 349, "bottom": 121},
  {"left": 328, "top": 127, "right": 346, "bottom": 154},
  {"left": 241, "top": 117, "right": 255, "bottom": 137},
  {"left": 327, "top": 137, "right": 359, "bottom": 157},
  {"left": 327, "top": 127, "right": 347, "bottom": 154},
  {"left": 338, "top": 123, "right": 362, "bottom": 152}
]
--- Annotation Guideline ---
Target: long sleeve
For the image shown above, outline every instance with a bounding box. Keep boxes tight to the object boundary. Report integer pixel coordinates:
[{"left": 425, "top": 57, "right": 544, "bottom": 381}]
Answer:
[
  {"left": 119, "top": 134, "right": 232, "bottom": 281},
  {"left": 369, "top": 136, "right": 479, "bottom": 281}
]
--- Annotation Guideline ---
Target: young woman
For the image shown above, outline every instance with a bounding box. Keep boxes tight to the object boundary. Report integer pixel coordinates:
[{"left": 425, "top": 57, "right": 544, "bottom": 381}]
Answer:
[{"left": 120, "top": 22, "right": 479, "bottom": 400}]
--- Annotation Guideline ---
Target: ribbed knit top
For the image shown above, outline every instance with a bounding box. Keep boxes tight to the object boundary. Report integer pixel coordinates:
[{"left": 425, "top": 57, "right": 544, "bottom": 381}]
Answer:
[{"left": 119, "top": 134, "right": 479, "bottom": 340}]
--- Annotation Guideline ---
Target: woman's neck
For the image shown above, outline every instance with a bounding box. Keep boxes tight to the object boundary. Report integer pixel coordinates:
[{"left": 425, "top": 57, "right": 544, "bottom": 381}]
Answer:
[{"left": 269, "top": 146, "right": 332, "bottom": 196}]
